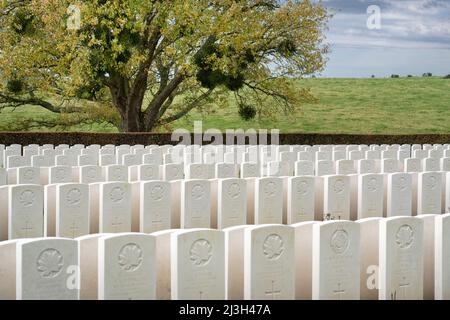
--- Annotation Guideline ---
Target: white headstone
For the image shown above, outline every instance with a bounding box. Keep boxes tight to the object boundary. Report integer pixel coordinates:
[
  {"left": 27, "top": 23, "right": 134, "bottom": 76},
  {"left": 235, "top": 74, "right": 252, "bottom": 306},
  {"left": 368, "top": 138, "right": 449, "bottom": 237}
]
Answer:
[
  {"left": 294, "top": 160, "right": 314, "bottom": 176},
  {"left": 99, "top": 182, "right": 132, "bottom": 233},
  {"left": 15, "top": 166, "right": 40, "bottom": 185},
  {"left": 79, "top": 165, "right": 103, "bottom": 184},
  {"left": 98, "top": 233, "right": 156, "bottom": 300},
  {"left": 379, "top": 216, "right": 424, "bottom": 300},
  {"left": 2, "top": 185, "right": 44, "bottom": 240},
  {"left": 99, "top": 154, "right": 116, "bottom": 166},
  {"left": 357, "top": 159, "right": 379, "bottom": 174},
  {"left": 435, "top": 213, "right": 450, "bottom": 300},
  {"left": 7, "top": 155, "right": 26, "bottom": 169},
  {"left": 336, "top": 160, "right": 356, "bottom": 175},
  {"left": 404, "top": 158, "right": 421, "bottom": 172},
  {"left": 0, "top": 168, "right": 6, "bottom": 185},
  {"left": 254, "top": 177, "right": 283, "bottom": 224},
  {"left": 224, "top": 225, "right": 248, "bottom": 300},
  {"left": 417, "top": 214, "right": 438, "bottom": 300},
  {"left": 129, "top": 164, "right": 160, "bottom": 182},
  {"left": 217, "top": 178, "right": 247, "bottom": 229},
  {"left": 324, "top": 175, "right": 351, "bottom": 220},
  {"left": 103, "top": 165, "right": 128, "bottom": 182},
  {"left": 292, "top": 221, "right": 318, "bottom": 300},
  {"left": 48, "top": 166, "right": 72, "bottom": 184},
  {"left": 17, "top": 238, "right": 78, "bottom": 300},
  {"left": 181, "top": 180, "right": 211, "bottom": 228},
  {"left": 315, "top": 160, "right": 334, "bottom": 176},
  {"left": 139, "top": 181, "right": 171, "bottom": 233},
  {"left": 286, "top": 176, "right": 315, "bottom": 224},
  {"left": 78, "top": 154, "right": 98, "bottom": 166},
  {"left": 240, "top": 162, "right": 260, "bottom": 178},
  {"left": 162, "top": 163, "right": 184, "bottom": 181},
  {"left": 215, "top": 163, "right": 239, "bottom": 179},
  {"left": 387, "top": 173, "right": 412, "bottom": 217},
  {"left": 381, "top": 159, "right": 400, "bottom": 173},
  {"left": 0, "top": 240, "right": 20, "bottom": 299},
  {"left": 312, "top": 220, "right": 360, "bottom": 300},
  {"left": 244, "top": 224, "right": 295, "bottom": 299},
  {"left": 55, "top": 183, "right": 89, "bottom": 238},
  {"left": 122, "top": 154, "right": 141, "bottom": 167},
  {"left": 441, "top": 158, "right": 450, "bottom": 171},
  {"left": 151, "top": 229, "right": 178, "bottom": 300},
  {"left": 423, "top": 158, "right": 440, "bottom": 172},
  {"left": 77, "top": 234, "right": 109, "bottom": 300},
  {"left": 171, "top": 229, "right": 225, "bottom": 299},
  {"left": 186, "top": 163, "right": 214, "bottom": 179},
  {"left": 417, "top": 172, "right": 442, "bottom": 215},
  {"left": 357, "top": 217, "right": 382, "bottom": 300},
  {"left": 357, "top": 174, "right": 384, "bottom": 219}
]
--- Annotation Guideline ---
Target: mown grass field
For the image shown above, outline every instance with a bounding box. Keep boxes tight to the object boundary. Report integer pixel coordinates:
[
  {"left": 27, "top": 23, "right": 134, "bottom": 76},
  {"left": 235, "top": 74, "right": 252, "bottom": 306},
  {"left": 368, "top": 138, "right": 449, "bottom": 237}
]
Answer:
[{"left": 1, "top": 77, "right": 449, "bottom": 134}]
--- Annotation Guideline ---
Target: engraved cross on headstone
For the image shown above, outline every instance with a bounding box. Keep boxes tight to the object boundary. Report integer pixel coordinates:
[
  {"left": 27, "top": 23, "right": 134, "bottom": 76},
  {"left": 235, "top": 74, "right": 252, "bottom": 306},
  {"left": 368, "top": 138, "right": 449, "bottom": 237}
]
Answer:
[
  {"left": 398, "top": 276, "right": 410, "bottom": 299},
  {"left": 297, "top": 206, "right": 306, "bottom": 217},
  {"left": 152, "top": 211, "right": 163, "bottom": 224},
  {"left": 333, "top": 282, "right": 346, "bottom": 300},
  {"left": 192, "top": 210, "right": 202, "bottom": 221},
  {"left": 265, "top": 280, "right": 281, "bottom": 300},
  {"left": 21, "top": 220, "right": 34, "bottom": 237},
  {"left": 69, "top": 220, "right": 79, "bottom": 238},
  {"left": 229, "top": 209, "right": 240, "bottom": 222},
  {"left": 112, "top": 216, "right": 123, "bottom": 232}
]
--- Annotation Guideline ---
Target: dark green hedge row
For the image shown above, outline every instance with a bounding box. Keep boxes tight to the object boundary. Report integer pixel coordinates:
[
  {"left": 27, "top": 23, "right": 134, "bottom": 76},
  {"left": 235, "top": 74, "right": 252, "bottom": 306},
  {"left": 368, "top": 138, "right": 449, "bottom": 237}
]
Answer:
[{"left": 0, "top": 132, "right": 449, "bottom": 146}]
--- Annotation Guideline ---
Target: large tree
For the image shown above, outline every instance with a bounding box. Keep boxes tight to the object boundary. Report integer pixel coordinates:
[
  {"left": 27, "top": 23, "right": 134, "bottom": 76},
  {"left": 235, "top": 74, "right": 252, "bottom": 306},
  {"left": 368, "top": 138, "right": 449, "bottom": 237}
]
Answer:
[{"left": 0, "top": 0, "right": 328, "bottom": 132}]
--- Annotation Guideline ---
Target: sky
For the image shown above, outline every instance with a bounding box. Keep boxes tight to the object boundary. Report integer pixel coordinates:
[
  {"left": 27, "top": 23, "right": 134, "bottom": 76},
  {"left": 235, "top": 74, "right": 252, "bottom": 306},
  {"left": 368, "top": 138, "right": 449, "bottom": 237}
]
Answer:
[{"left": 314, "top": 0, "right": 450, "bottom": 77}]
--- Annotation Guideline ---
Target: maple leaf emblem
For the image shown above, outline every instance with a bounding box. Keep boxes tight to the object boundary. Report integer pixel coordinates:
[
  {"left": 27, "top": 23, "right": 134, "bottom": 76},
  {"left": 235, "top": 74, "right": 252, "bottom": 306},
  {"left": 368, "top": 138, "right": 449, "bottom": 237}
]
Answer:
[
  {"left": 396, "top": 225, "right": 414, "bottom": 249},
  {"left": 227, "top": 183, "right": 241, "bottom": 198},
  {"left": 426, "top": 176, "right": 437, "bottom": 190},
  {"left": 263, "top": 234, "right": 284, "bottom": 260},
  {"left": 55, "top": 168, "right": 67, "bottom": 180},
  {"left": 37, "top": 249, "right": 64, "bottom": 278},
  {"left": 264, "top": 182, "right": 277, "bottom": 197},
  {"left": 109, "top": 186, "right": 124, "bottom": 203},
  {"left": 190, "top": 239, "right": 212, "bottom": 266},
  {"left": 20, "top": 190, "right": 35, "bottom": 207},
  {"left": 333, "top": 179, "right": 345, "bottom": 194},
  {"left": 23, "top": 169, "right": 35, "bottom": 182},
  {"left": 118, "top": 243, "right": 143, "bottom": 272},
  {"left": 296, "top": 180, "right": 309, "bottom": 195},
  {"left": 87, "top": 168, "right": 98, "bottom": 179},
  {"left": 150, "top": 185, "right": 164, "bottom": 201},
  {"left": 66, "top": 188, "right": 82, "bottom": 205},
  {"left": 367, "top": 178, "right": 378, "bottom": 192},
  {"left": 191, "top": 184, "right": 204, "bottom": 200}
]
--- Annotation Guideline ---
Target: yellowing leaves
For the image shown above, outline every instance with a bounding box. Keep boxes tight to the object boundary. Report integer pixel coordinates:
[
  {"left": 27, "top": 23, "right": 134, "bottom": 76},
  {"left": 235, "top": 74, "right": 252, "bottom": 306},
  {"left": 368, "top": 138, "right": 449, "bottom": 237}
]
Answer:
[{"left": 0, "top": 0, "right": 328, "bottom": 131}]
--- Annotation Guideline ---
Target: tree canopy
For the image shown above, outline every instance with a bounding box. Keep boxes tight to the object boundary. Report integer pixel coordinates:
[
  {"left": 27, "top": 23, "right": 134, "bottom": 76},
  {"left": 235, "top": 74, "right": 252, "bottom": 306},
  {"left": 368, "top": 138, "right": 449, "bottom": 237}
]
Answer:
[{"left": 0, "top": 0, "right": 329, "bottom": 132}]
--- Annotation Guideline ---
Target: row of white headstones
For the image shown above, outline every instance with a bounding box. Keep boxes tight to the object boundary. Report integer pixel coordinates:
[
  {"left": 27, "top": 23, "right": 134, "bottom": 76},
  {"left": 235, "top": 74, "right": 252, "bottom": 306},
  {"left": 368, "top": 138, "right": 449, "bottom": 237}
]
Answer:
[
  {"left": 0, "top": 143, "right": 449, "bottom": 300},
  {"left": 2, "top": 143, "right": 450, "bottom": 173},
  {"left": 0, "top": 172, "right": 449, "bottom": 240},
  {"left": 0, "top": 215, "right": 448, "bottom": 300}
]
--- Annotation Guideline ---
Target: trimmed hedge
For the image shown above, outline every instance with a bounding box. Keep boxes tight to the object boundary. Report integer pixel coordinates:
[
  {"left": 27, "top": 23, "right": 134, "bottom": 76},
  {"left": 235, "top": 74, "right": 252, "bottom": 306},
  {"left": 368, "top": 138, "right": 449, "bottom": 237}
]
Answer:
[{"left": 0, "top": 132, "right": 449, "bottom": 146}]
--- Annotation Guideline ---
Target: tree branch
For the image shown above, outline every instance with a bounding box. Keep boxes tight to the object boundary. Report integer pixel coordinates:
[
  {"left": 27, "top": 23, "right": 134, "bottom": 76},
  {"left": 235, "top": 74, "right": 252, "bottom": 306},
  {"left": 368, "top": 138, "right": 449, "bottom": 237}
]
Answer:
[
  {"left": 0, "top": 92, "right": 80, "bottom": 113},
  {"left": 158, "top": 88, "right": 213, "bottom": 125}
]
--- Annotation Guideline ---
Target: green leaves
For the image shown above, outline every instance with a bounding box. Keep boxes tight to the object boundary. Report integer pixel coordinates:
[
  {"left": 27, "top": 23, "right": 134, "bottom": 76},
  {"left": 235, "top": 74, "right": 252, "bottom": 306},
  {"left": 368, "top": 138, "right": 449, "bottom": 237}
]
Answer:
[
  {"left": 11, "top": 9, "right": 37, "bottom": 36},
  {"left": 0, "top": 0, "right": 329, "bottom": 132},
  {"left": 6, "top": 79, "right": 25, "bottom": 94},
  {"left": 238, "top": 103, "right": 256, "bottom": 121}
]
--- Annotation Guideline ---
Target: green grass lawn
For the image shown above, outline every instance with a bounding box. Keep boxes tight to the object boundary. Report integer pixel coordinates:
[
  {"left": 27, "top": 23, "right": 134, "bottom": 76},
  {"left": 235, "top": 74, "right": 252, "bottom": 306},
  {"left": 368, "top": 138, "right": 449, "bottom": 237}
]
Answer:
[{"left": 1, "top": 77, "right": 449, "bottom": 134}]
